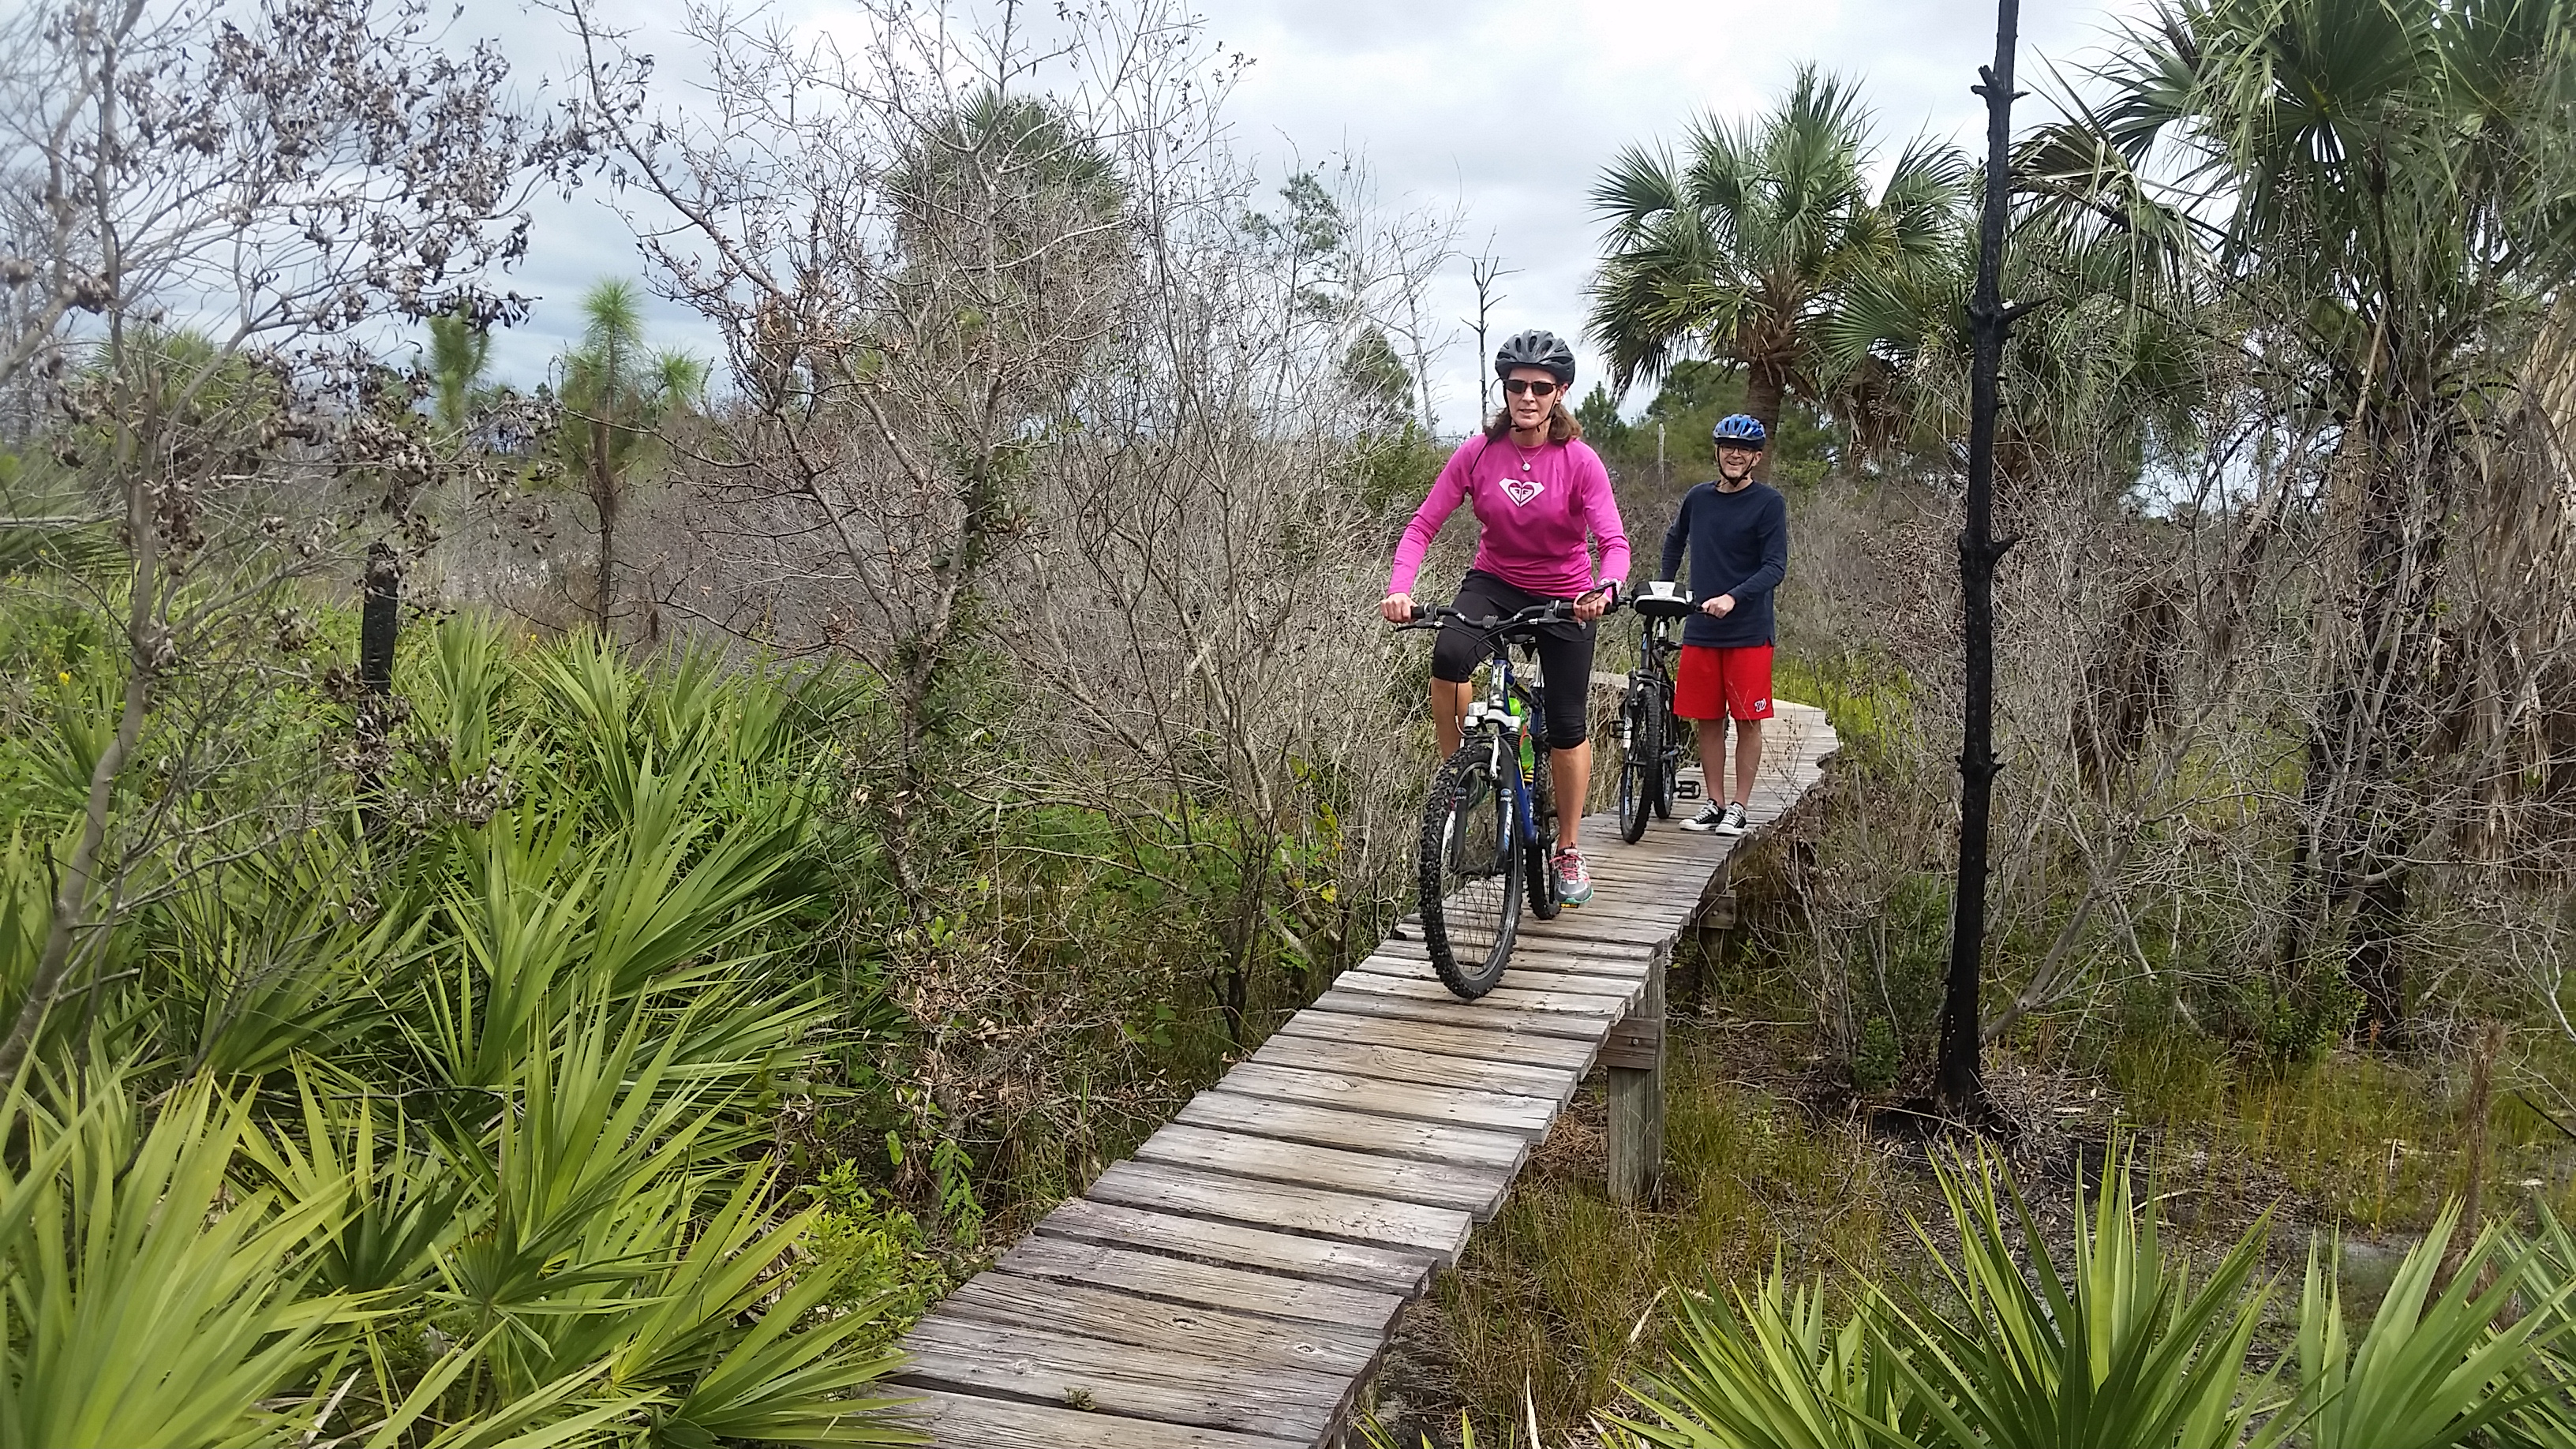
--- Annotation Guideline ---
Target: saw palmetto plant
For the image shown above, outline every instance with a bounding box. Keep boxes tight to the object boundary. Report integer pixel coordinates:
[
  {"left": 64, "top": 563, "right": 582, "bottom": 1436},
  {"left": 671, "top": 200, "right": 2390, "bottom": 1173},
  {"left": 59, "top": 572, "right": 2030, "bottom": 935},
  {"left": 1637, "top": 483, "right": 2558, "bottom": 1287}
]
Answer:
[
  {"left": 1609, "top": 1144, "right": 2576, "bottom": 1449},
  {"left": 0, "top": 616, "right": 919, "bottom": 1447}
]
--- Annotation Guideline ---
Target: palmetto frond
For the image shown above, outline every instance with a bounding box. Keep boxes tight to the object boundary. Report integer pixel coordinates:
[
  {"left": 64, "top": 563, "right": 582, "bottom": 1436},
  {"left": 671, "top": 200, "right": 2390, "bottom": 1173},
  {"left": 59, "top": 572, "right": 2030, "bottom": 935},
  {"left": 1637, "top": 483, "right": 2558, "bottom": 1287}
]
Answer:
[{"left": 1585, "top": 65, "right": 1969, "bottom": 417}]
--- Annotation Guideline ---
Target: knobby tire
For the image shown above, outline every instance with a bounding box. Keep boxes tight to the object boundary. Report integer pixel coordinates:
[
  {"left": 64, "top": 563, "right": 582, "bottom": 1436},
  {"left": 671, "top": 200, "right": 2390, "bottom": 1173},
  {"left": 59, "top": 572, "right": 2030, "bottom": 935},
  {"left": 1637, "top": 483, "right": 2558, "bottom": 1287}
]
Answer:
[
  {"left": 1524, "top": 711, "right": 1562, "bottom": 921},
  {"left": 1654, "top": 694, "right": 1683, "bottom": 819},
  {"left": 1618, "top": 683, "right": 1658, "bottom": 844},
  {"left": 1419, "top": 743, "right": 1522, "bottom": 999}
]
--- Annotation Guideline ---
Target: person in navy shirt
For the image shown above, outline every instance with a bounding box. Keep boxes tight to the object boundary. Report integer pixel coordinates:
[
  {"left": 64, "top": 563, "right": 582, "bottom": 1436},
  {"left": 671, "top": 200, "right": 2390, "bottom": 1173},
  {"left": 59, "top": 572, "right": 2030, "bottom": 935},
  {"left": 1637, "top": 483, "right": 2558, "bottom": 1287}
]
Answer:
[{"left": 1657, "top": 414, "right": 1789, "bottom": 835}]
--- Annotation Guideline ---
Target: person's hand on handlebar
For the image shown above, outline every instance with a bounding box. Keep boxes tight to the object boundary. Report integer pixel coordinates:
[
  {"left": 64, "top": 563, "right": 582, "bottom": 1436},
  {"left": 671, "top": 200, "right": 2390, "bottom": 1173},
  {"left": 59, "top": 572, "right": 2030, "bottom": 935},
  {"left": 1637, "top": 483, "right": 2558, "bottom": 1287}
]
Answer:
[
  {"left": 1574, "top": 583, "right": 1615, "bottom": 623},
  {"left": 1702, "top": 593, "right": 1737, "bottom": 620},
  {"left": 1380, "top": 592, "right": 1416, "bottom": 624}
]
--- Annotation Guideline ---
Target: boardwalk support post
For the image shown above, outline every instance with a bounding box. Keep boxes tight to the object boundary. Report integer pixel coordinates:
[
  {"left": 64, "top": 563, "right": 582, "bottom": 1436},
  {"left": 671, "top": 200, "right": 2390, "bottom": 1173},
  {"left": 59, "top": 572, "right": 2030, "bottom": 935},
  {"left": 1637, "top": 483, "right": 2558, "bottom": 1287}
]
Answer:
[{"left": 1605, "top": 947, "right": 1668, "bottom": 1204}]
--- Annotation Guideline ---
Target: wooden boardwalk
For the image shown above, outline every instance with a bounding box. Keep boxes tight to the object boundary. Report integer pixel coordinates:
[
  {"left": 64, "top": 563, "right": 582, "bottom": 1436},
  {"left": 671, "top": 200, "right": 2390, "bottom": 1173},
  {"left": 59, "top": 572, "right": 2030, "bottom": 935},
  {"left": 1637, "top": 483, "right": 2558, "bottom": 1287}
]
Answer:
[{"left": 890, "top": 702, "right": 1838, "bottom": 1447}]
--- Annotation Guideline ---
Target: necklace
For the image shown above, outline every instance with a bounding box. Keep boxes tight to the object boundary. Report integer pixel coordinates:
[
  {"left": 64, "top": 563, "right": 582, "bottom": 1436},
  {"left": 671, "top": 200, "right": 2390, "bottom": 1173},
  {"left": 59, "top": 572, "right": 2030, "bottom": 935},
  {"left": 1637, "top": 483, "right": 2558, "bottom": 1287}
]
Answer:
[{"left": 1511, "top": 438, "right": 1544, "bottom": 473}]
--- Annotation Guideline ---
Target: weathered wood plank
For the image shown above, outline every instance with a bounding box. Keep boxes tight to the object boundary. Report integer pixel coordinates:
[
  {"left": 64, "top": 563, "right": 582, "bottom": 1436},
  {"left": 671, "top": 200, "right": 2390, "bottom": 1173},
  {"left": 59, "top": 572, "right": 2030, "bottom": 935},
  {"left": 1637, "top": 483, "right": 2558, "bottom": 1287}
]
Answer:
[
  {"left": 896, "top": 1317, "right": 1348, "bottom": 1440},
  {"left": 1369, "top": 940, "right": 1655, "bottom": 983},
  {"left": 1373, "top": 932, "right": 1660, "bottom": 963},
  {"left": 1174, "top": 1091, "right": 1530, "bottom": 1172},
  {"left": 1217, "top": 1059, "right": 1559, "bottom": 1141},
  {"left": 1308, "top": 987, "right": 1612, "bottom": 1041},
  {"left": 997, "top": 1233, "right": 1411, "bottom": 1333},
  {"left": 1575, "top": 869, "right": 1725, "bottom": 900},
  {"left": 893, "top": 1387, "right": 1309, "bottom": 1449},
  {"left": 1135, "top": 1122, "right": 1512, "bottom": 1219},
  {"left": 934, "top": 1271, "right": 1383, "bottom": 1377},
  {"left": 1031, "top": 1199, "right": 1434, "bottom": 1297},
  {"left": 1327, "top": 968, "right": 1641, "bottom": 1018},
  {"left": 1345, "top": 953, "right": 1644, "bottom": 998},
  {"left": 1252, "top": 1034, "right": 1581, "bottom": 1106},
  {"left": 1518, "top": 913, "right": 1686, "bottom": 947},
  {"left": 1087, "top": 1159, "right": 1477, "bottom": 1264},
  {"left": 1344, "top": 947, "right": 1641, "bottom": 987},
  {"left": 1271, "top": 1008, "right": 1598, "bottom": 1071}
]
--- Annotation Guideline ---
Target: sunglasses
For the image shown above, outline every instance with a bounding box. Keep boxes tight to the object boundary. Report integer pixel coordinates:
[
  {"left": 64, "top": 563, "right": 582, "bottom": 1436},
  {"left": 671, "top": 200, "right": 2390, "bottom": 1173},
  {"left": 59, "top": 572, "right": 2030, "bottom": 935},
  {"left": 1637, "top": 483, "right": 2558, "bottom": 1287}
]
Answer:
[{"left": 1500, "top": 379, "right": 1560, "bottom": 398}]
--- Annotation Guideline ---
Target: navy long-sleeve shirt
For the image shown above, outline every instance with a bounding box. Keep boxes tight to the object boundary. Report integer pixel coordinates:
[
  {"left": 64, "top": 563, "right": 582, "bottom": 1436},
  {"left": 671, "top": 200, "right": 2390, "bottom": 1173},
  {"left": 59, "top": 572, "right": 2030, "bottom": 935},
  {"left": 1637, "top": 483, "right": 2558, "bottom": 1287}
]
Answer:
[{"left": 1657, "top": 479, "right": 1789, "bottom": 649}]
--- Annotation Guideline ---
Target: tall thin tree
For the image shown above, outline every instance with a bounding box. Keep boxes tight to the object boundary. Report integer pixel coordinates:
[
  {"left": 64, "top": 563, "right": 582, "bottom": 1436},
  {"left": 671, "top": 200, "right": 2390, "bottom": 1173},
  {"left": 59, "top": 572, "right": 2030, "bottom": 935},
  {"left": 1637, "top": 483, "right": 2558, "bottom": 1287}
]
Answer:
[
  {"left": 362, "top": 305, "right": 489, "bottom": 708},
  {"left": 556, "top": 280, "right": 703, "bottom": 632},
  {"left": 1935, "top": 0, "right": 2024, "bottom": 1118}
]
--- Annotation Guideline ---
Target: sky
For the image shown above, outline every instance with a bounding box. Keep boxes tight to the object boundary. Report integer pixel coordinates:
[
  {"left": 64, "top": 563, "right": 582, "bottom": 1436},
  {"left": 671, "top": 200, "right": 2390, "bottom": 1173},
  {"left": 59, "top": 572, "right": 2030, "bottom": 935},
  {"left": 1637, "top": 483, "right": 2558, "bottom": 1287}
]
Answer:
[{"left": 474, "top": 0, "right": 2154, "bottom": 426}]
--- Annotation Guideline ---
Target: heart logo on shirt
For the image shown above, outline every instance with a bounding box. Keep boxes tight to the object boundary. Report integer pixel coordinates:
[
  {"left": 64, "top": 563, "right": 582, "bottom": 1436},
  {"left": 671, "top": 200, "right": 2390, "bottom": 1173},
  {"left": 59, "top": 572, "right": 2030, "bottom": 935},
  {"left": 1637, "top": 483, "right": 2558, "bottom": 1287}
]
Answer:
[{"left": 1500, "top": 475, "right": 1544, "bottom": 507}]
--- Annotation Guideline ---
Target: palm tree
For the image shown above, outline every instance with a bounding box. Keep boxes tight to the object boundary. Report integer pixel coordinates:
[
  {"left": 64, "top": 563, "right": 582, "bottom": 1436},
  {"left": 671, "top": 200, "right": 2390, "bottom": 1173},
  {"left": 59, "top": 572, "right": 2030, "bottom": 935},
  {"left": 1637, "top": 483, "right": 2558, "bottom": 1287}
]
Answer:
[
  {"left": 1586, "top": 66, "right": 1968, "bottom": 438},
  {"left": 2028, "top": 0, "right": 2576, "bottom": 1035},
  {"left": 556, "top": 280, "right": 706, "bottom": 631}
]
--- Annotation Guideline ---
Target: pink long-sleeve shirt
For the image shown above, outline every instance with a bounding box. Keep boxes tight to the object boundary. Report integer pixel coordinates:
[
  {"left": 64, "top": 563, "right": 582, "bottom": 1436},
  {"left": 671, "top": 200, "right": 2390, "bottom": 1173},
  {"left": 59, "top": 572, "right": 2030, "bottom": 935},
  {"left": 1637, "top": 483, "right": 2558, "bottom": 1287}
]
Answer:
[{"left": 1387, "top": 434, "right": 1631, "bottom": 600}]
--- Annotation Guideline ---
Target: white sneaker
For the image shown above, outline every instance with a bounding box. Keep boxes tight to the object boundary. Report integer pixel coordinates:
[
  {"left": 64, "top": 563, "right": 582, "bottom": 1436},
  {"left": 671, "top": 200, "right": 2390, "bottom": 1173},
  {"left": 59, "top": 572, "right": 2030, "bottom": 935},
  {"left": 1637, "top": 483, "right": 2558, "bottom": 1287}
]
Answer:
[{"left": 1713, "top": 801, "right": 1748, "bottom": 836}]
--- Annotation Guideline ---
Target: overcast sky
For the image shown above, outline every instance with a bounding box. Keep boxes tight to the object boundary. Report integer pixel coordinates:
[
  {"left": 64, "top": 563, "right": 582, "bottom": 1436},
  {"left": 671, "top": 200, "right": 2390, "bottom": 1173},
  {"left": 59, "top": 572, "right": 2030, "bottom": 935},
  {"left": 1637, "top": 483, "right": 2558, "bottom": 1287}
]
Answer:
[{"left": 476, "top": 0, "right": 2151, "bottom": 425}]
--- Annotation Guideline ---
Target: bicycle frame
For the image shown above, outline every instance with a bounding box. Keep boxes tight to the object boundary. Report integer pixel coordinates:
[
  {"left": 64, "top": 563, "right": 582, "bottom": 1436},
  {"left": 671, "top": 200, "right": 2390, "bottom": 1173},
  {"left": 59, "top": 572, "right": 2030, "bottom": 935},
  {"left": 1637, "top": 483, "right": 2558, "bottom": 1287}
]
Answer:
[
  {"left": 1457, "top": 632, "right": 1548, "bottom": 854},
  {"left": 1406, "top": 597, "right": 1573, "bottom": 852},
  {"left": 1622, "top": 614, "right": 1679, "bottom": 745}
]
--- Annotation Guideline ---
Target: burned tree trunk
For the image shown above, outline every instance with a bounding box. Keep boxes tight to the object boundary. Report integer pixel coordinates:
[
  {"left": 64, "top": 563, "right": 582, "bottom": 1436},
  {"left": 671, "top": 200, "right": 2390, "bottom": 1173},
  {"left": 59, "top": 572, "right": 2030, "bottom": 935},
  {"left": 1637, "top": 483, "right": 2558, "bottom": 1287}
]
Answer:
[
  {"left": 355, "top": 540, "right": 402, "bottom": 829},
  {"left": 358, "top": 542, "right": 400, "bottom": 695},
  {"left": 1935, "top": 0, "right": 2024, "bottom": 1119}
]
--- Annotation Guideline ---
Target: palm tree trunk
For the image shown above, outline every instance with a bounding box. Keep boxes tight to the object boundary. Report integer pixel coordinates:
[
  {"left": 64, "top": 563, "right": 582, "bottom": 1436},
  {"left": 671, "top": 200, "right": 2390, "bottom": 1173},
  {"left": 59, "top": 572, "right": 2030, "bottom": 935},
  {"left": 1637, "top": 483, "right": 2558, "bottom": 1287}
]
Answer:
[
  {"left": 1745, "top": 365, "right": 1788, "bottom": 444},
  {"left": 1935, "top": 0, "right": 2022, "bottom": 1120}
]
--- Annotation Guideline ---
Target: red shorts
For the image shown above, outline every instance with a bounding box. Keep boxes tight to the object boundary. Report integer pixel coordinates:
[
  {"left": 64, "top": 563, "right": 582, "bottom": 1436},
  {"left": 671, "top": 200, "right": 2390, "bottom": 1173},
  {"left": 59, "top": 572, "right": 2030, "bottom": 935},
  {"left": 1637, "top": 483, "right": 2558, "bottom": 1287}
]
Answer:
[{"left": 1674, "top": 643, "right": 1775, "bottom": 722}]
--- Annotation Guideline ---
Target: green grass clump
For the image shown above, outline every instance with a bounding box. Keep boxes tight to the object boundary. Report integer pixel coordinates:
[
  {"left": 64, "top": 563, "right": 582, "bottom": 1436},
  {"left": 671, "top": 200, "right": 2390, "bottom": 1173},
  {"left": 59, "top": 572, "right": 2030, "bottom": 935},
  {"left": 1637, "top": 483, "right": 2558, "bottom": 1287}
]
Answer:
[{"left": 1424, "top": 1033, "right": 1902, "bottom": 1435}]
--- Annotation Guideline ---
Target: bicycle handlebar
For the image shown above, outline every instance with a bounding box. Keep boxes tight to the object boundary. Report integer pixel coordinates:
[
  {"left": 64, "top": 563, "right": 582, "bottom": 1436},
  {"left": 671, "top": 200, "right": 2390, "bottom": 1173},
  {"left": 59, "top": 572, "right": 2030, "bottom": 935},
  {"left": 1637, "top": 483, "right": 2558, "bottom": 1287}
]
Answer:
[{"left": 1395, "top": 597, "right": 1582, "bottom": 633}]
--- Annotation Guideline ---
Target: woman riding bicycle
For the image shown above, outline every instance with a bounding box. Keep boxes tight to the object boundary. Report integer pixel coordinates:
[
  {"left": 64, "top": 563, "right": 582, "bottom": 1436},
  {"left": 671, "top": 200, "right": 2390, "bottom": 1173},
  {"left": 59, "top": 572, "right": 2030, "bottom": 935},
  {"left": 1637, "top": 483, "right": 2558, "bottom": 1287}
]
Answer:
[{"left": 1379, "top": 329, "right": 1629, "bottom": 905}]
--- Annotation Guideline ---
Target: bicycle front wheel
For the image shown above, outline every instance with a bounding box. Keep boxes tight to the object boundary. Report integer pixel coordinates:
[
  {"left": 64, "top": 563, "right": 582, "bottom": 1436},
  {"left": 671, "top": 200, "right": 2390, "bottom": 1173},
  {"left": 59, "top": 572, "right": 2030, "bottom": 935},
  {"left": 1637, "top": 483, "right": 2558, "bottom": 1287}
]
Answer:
[{"left": 1419, "top": 743, "right": 1523, "bottom": 999}]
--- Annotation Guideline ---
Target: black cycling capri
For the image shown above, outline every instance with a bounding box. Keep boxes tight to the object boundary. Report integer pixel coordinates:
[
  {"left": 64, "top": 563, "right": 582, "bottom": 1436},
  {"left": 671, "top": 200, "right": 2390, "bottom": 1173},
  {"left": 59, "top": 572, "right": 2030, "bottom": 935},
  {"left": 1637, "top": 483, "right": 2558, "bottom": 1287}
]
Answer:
[{"left": 1428, "top": 567, "right": 1599, "bottom": 748}]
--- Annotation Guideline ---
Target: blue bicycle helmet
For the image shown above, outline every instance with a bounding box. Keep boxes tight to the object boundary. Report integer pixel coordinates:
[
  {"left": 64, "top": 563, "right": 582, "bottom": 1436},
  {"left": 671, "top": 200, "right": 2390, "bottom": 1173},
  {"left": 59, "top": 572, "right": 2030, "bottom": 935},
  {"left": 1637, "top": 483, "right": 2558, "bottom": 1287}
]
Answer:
[{"left": 1713, "top": 414, "right": 1768, "bottom": 446}]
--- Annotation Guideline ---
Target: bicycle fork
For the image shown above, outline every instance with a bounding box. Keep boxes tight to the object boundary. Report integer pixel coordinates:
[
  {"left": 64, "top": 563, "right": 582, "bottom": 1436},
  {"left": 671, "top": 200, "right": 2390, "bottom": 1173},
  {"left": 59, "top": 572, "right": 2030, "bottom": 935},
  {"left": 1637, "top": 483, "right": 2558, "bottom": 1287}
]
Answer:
[{"left": 1462, "top": 695, "right": 1540, "bottom": 849}]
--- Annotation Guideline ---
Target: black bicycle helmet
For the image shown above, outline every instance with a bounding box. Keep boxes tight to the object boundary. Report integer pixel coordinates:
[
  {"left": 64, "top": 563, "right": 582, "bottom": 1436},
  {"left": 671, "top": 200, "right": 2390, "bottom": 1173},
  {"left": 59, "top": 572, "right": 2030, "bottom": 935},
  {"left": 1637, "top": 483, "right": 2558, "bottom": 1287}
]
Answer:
[{"left": 1493, "top": 329, "right": 1577, "bottom": 385}]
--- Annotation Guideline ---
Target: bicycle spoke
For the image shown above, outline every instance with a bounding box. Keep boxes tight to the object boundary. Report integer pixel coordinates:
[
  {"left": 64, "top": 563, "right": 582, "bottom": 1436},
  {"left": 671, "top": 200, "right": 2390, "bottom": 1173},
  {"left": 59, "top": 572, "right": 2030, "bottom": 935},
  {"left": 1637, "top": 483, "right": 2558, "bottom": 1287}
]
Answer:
[{"left": 1418, "top": 745, "right": 1521, "bottom": 998}]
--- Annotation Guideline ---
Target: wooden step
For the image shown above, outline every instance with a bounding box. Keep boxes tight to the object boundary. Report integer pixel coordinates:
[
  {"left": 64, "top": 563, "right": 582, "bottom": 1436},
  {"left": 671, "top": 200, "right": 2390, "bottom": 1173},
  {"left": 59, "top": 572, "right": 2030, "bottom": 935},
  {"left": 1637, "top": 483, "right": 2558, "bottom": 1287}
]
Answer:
[
  {"left": 1174, "top": 1091, "right": 1530, "bottom": 1172},
  {"left": 1215, "top": 1058, "right": 1563, "bottom": 1140},
  {"left": 1134, "top": 1122, "right": 1513, "bottom": 1218},
  {"left": 1271, "top": 1008, "right": 1600, "bottom": 1072},
  {"left": 1031, "top": 1199, "right": 1435, "bottom": 1297},
  {"left": 894, "top": 1316, "right": 1350, "bottom": 1440},
  {"left": 1086, "top": 1159, "right": 1477, "bottom": 1264},
  {"left": 893, "top": 1387, "right": 1308, "bottom": 1448}
]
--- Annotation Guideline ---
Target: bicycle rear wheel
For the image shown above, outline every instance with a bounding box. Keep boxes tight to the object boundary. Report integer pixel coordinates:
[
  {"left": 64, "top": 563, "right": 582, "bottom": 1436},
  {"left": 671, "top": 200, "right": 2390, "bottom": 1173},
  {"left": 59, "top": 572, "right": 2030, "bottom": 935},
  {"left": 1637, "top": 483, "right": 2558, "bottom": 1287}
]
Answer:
[
  {"left": 1618, "top": 686, "right": 1658, "bottom": 843},
  {"left": 1525, "top": 730, "right": 1562, "bottom": 921},
  {"left": 1419, "top": 742, "right": 1523, "bottom": 999},
  {"left": 1653, "top": 693, "right": 1684, "bottom": 819}
]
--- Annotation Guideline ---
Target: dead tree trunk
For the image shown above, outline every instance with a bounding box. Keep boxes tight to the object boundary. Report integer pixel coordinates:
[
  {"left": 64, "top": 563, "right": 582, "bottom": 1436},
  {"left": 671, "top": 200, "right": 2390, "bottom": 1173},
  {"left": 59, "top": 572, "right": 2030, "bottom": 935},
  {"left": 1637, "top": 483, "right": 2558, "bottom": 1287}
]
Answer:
[
  {"left": 1935, "top": 0, "right": 2023, "bottom": 1119},
  {"left": 589, "top": 416, "right": 617, "bottom": 633},
  {"left": 356, "top": 540, "right": 401, "bottom": 829}
]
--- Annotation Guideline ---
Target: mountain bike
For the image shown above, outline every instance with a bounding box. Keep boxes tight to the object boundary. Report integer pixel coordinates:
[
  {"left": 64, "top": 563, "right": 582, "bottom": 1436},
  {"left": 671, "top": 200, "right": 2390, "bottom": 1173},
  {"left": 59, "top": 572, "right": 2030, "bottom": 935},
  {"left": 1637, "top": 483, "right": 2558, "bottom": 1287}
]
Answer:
[
  {"left": 1616, "top": 582, "right": 1693, "bottom": 843},
  {"left": 1395, "top": 598, "right": 1574, "bottom": 999}
]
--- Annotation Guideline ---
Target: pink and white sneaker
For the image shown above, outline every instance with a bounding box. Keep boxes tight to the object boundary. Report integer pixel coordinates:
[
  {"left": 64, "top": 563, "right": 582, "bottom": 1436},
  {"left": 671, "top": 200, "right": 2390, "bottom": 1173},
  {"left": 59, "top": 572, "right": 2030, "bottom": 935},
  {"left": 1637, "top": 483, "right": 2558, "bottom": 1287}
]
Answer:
[{"left": 1552, "top": 848, "right": 1593, "bottom": 906}]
